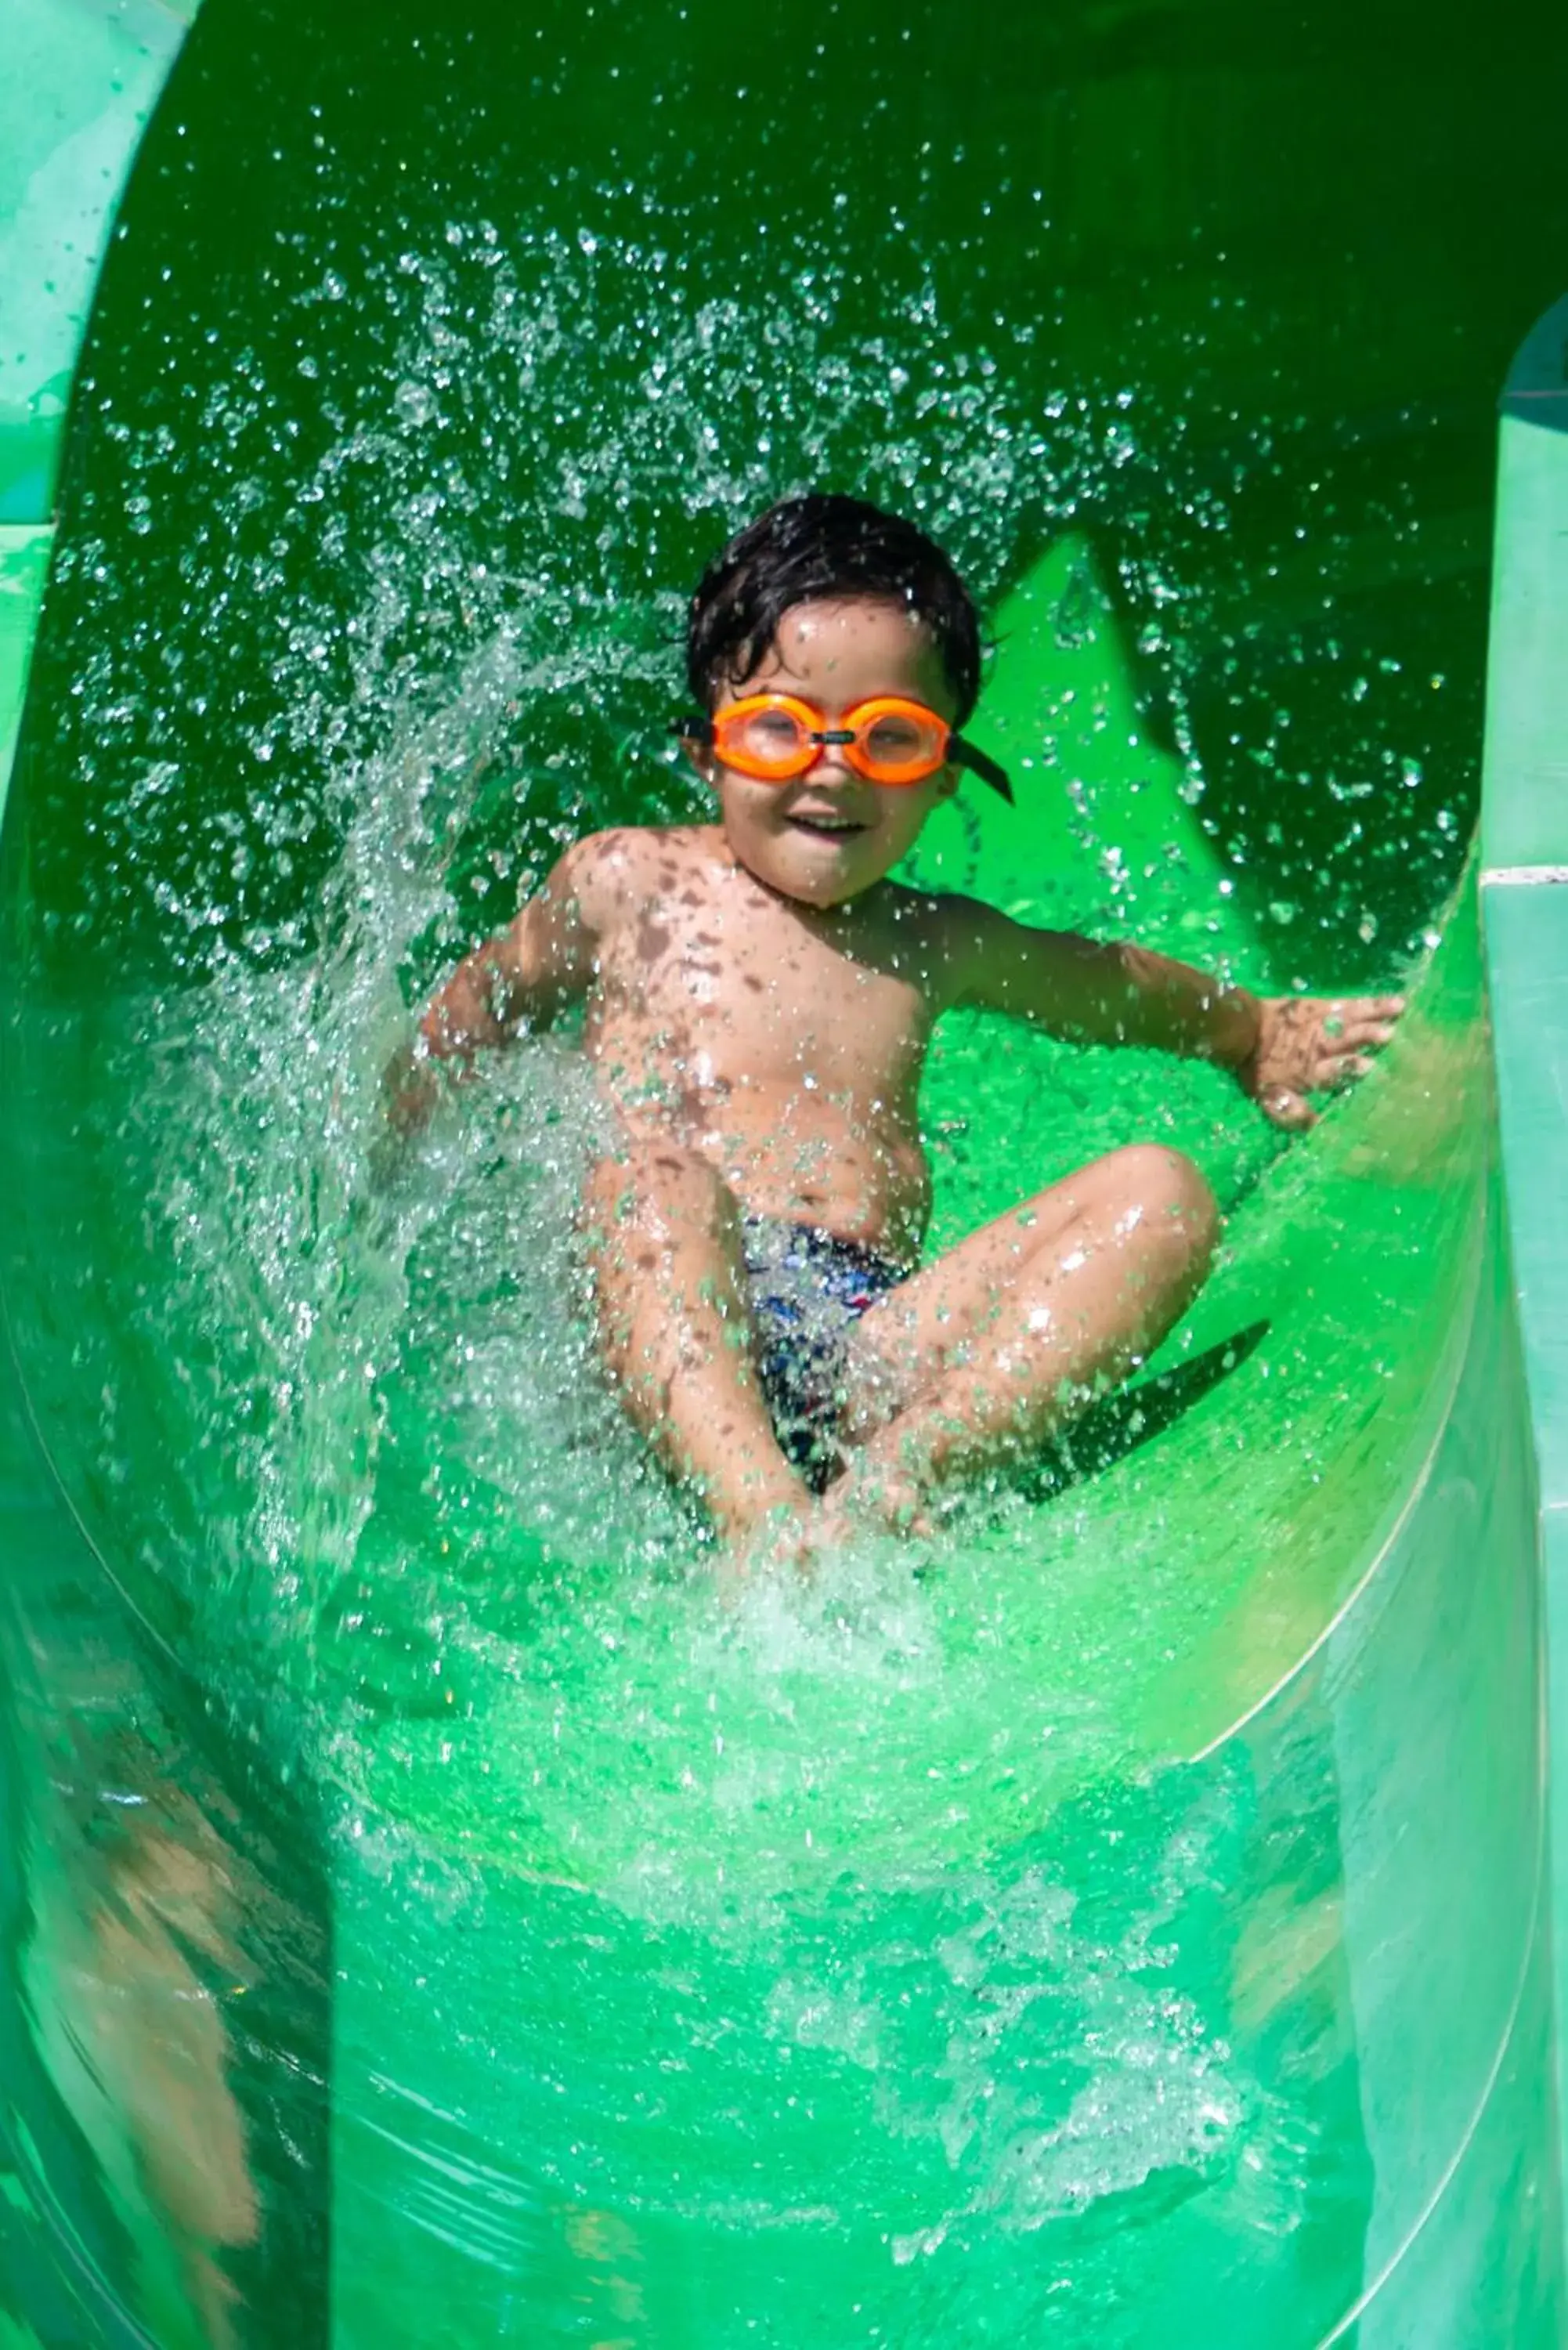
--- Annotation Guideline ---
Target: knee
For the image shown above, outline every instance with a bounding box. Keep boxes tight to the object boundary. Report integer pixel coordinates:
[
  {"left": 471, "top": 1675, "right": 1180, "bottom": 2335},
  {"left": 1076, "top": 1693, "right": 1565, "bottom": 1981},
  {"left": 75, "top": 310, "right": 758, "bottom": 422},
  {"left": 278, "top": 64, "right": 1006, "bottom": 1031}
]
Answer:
[{"left": 1104, "top": 1144, "right": 1219, "bottom": 1271}]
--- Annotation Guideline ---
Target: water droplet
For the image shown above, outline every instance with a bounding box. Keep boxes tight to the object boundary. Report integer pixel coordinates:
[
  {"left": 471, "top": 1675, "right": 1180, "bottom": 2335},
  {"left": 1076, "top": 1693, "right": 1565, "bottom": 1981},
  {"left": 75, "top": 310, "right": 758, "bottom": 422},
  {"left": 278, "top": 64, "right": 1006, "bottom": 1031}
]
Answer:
[{"left": 394, "top": 380, "right": 435, "bottom": 427}]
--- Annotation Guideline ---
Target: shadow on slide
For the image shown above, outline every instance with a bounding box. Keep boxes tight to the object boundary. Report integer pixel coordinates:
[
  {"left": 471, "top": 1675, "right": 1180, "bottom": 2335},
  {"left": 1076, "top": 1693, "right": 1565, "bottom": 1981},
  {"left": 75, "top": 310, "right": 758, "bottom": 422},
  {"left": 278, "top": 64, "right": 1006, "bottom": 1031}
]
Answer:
[
  {"left": 1021, "top": 1321, "right": 1272, "bottom": 1505},
  {"left": 2, "top": 0, "right": 1566, "bottom": 2345}
]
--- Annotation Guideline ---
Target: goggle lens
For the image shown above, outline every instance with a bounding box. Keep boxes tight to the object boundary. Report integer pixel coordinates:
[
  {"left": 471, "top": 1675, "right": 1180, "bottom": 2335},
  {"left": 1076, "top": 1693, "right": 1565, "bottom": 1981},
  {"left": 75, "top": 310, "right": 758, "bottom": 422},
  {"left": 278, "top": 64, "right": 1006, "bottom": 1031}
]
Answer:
[
  {"left": 724, "top": 700, "right": 819, "bottom": 772},
  {"left": 710, "top": 695, "right": 951, "bottom": 786}
]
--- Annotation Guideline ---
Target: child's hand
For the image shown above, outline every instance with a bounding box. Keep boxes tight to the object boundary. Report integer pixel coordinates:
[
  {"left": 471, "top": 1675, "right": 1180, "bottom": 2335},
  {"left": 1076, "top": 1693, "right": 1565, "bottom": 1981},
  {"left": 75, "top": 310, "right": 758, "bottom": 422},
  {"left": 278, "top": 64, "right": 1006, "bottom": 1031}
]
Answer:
[{"left": 1239, "top": 992, "right": 1404, "bottom": 1131}]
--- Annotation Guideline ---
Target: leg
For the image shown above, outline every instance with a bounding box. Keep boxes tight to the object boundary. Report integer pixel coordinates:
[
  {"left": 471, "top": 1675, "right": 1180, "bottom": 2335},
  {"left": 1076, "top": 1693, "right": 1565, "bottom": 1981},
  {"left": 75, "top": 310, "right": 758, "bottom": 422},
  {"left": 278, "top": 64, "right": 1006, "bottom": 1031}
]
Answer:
[
  {"left": 47, "top": 1766, "right": 260, "bottom": 2350},
  {"left": 91, "top": 1802, "right": 260, "bottom": 2349},
  {"left": 582, "top": 1141, "right": 811, "bottom": 1542},
  {"left": 836, "top": 1144, "right": 1218, "bottom": 1524}
]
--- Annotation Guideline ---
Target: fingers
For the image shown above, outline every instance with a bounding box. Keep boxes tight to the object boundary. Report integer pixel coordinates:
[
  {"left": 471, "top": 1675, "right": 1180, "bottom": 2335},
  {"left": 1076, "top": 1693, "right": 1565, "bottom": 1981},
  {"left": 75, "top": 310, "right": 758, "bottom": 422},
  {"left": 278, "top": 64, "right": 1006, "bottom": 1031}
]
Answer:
[
  {"left": 1305, "top": 990, "right": 1406, "bottom": 1097},
  {"left": 1335, "top": 1017, "right": 1400, "bottom": 1050},
  {"left": 1324, "top": 993, "right": 1405, "bottom": 1021},
  {"left": 1320, "top": 996, "right": 1404, "bottom": 1045},
  {"left": 1263, "top": 1086, "right": 1316, "bottom": 1132},
  {"left": 1332, "top": 993, "right": 1405, "bottom": 1019},
  {"left": 1250, "top": 989, "right": 1407, "bottom": 1130},
  {"left": 1310, "top": 1050, "right": 1372, "bottom": 1090}
]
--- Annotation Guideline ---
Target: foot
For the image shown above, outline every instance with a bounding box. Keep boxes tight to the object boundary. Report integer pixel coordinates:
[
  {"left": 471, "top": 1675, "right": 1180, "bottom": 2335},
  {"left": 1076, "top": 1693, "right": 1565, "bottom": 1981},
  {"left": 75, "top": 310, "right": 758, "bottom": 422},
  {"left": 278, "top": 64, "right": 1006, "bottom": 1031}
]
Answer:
[
  {"left": 820, "top": 1455, "right": 934, "bottom": 1542},
  {"left": 720, "top": 1493, "right": 833, "bottom": 1578}
]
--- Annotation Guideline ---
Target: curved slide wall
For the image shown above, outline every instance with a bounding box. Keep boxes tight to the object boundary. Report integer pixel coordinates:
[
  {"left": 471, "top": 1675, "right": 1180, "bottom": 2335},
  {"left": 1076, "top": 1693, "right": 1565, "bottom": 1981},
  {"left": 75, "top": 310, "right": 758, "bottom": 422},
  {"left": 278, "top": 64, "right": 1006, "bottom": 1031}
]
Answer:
[
  {"left": 1485, "top": 288, "right": 1568, "bottom": 2290},
  {"left": 2, "top": 3, "right": 1567, "bottom": 2344}
]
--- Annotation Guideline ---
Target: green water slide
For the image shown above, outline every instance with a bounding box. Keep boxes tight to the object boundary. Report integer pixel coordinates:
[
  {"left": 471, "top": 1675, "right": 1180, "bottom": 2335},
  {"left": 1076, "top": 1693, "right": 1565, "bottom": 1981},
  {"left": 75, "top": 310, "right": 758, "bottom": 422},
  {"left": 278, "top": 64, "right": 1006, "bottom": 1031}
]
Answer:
[{"left": 4, "top": 2, "right": 1568, "bottom": 2343}]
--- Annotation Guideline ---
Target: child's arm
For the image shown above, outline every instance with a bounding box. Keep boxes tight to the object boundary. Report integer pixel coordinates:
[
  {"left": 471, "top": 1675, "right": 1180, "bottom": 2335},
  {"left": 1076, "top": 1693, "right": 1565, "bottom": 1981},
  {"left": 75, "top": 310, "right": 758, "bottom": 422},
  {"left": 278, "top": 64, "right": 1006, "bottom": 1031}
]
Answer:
[
  {"left": 951, "top": 903, "right": 1403, "bottom": 1131},
  {"left": 381, "top": 836, "right": 607, "bottom": 1137}
]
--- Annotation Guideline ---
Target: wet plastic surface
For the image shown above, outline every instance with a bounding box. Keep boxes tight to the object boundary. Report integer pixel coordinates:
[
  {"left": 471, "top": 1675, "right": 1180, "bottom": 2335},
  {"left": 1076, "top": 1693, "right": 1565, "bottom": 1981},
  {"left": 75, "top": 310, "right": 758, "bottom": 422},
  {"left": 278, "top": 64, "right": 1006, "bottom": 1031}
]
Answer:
[{"left": 4, "top": 3, "right": 1568, "bottom": 2343}]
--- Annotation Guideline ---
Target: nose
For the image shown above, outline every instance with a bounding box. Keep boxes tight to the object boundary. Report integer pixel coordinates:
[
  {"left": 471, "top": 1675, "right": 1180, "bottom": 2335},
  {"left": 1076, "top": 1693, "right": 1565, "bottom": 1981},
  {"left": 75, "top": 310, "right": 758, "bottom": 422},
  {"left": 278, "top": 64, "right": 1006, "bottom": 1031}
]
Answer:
[{"left": 805, "top": 728, "right": 857, "bottom": 779}]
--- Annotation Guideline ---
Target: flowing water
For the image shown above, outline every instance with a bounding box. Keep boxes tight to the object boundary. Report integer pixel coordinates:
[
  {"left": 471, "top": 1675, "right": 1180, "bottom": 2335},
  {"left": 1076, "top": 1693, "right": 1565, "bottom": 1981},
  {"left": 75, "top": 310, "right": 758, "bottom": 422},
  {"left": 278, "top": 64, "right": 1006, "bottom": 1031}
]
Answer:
[{"left": 2, "top": 0, "right": 1565, "bottom": 2341}]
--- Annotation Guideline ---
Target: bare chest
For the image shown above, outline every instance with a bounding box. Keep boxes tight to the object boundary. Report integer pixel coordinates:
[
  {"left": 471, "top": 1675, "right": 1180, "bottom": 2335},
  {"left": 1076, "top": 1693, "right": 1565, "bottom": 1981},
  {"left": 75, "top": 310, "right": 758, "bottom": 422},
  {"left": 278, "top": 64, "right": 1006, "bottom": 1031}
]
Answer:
[{"left": 591, "top": 880, "right": 934, "bottom": 1101}]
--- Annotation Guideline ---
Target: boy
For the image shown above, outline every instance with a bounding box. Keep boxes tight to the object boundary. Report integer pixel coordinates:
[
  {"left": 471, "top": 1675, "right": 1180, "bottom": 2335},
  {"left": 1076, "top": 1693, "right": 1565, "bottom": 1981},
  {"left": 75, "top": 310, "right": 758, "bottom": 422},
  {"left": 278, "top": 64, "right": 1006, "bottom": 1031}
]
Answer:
[{"left": 386, "top": 495, "right": 1401, "bottom": 1553}]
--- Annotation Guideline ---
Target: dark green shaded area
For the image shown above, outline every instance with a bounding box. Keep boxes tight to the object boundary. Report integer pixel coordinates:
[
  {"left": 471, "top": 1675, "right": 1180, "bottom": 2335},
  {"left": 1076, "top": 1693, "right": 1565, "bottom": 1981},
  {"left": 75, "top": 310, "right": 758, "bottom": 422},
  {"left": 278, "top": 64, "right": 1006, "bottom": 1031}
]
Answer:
[
  {"left": 2, "top": 0, "right": 1566, "bottom": 2343},
  {"left": 11, "top": 0, "right": 1567, "bottom": 990}
]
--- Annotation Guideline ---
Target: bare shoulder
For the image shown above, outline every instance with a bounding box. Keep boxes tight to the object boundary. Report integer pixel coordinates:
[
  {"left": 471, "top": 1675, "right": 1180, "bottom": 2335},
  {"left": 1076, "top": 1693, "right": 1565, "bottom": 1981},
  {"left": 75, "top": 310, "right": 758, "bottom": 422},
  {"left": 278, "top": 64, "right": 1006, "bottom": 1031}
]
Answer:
[
  {"left": 544, "top": 824, "right": 683, "bottom": 925},
  {"left": 919, "top": 887, "right": 1004, "bottom": 946},
  {"left": 877, "top": 884, "right": 1001, "bottom": 1000}
]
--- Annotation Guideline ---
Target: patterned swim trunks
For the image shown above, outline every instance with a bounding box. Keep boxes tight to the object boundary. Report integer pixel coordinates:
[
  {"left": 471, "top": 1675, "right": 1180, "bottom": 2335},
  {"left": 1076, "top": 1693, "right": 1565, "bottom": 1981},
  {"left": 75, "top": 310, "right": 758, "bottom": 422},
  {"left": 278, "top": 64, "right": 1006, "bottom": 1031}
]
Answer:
[{"left": 741, "top": 1216, "right": 908, "bottom": 1490}]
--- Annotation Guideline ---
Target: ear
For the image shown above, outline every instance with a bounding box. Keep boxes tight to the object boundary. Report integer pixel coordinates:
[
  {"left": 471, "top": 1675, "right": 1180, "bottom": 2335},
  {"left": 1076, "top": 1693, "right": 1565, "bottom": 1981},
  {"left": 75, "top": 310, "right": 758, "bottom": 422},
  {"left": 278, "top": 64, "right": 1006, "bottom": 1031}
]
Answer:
[
  {"left": 677, "top": 732, "right": 720, "bottom": 791},
  {"left": 934, "top": 761, "right": 961, "bottom": 802}
]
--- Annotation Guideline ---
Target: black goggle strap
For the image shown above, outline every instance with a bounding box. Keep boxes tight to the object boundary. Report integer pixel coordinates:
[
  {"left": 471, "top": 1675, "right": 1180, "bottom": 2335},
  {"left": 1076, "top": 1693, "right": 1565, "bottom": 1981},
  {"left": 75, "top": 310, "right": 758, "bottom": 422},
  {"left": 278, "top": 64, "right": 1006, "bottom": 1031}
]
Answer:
[
  {"left": 949, "top": 736, "right": 1014, "bottom": 803},
  {"left": 668, "top": 718, "right": 1013, "bottom": 803}
]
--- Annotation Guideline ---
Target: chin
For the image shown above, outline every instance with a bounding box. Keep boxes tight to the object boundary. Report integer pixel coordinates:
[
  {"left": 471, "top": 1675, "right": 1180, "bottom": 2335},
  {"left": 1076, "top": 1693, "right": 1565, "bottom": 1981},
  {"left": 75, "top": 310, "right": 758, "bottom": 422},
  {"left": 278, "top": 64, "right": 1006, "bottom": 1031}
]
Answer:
[
  {"left": 734, "top": 833, "right": 880, "bottom": 908},
  {"left": 773, "top": 857, "right": 875, "bottom": 909}
]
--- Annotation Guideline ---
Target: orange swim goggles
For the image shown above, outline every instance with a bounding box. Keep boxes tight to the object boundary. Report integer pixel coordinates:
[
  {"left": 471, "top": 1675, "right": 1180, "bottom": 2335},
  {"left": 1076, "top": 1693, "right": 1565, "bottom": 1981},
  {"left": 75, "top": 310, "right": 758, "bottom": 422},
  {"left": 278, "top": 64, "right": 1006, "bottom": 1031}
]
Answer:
[{"left": 674, "top": 693, "right": 1013, "bottom": 801}]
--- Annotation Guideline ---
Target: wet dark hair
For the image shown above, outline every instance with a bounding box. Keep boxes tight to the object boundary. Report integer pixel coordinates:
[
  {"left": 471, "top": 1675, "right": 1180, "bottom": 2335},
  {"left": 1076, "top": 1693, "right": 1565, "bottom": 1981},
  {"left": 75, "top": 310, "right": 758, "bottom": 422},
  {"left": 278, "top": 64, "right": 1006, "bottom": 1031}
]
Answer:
[{"left": 685, "top": 493, "right": 984, "bottom": 725}]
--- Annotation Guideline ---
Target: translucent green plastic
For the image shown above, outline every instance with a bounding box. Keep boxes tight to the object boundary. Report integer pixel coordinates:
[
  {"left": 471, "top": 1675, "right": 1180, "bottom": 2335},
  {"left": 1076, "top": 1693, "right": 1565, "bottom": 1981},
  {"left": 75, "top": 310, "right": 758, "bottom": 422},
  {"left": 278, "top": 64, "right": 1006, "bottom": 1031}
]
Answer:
[{"left": 2, "top": 3, "right": 1566, "bottom": 2345}]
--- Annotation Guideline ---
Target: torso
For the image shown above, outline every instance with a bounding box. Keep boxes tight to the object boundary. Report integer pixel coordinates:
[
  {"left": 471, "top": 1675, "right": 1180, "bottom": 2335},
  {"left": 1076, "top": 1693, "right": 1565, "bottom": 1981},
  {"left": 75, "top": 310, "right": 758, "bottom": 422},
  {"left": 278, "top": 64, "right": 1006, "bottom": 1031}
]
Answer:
[{"left": 575, "top": 826, "right": 967, "bottom": 1260}]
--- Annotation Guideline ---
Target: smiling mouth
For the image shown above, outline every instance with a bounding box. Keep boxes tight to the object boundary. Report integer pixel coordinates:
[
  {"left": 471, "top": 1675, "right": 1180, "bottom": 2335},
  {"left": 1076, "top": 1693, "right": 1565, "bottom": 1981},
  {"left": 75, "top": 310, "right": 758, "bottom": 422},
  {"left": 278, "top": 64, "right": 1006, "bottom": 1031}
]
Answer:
[{"left": 786, "top": 812, "right": 869, "bottom": 839}]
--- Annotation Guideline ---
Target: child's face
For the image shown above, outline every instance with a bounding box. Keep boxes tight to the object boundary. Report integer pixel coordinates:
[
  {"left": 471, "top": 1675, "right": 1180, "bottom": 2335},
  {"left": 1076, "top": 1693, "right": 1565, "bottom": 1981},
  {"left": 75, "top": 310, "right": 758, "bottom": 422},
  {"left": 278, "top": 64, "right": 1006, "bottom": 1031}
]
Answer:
[{"left": 702, "top": 597, "right": 960, "bottom": 910}]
